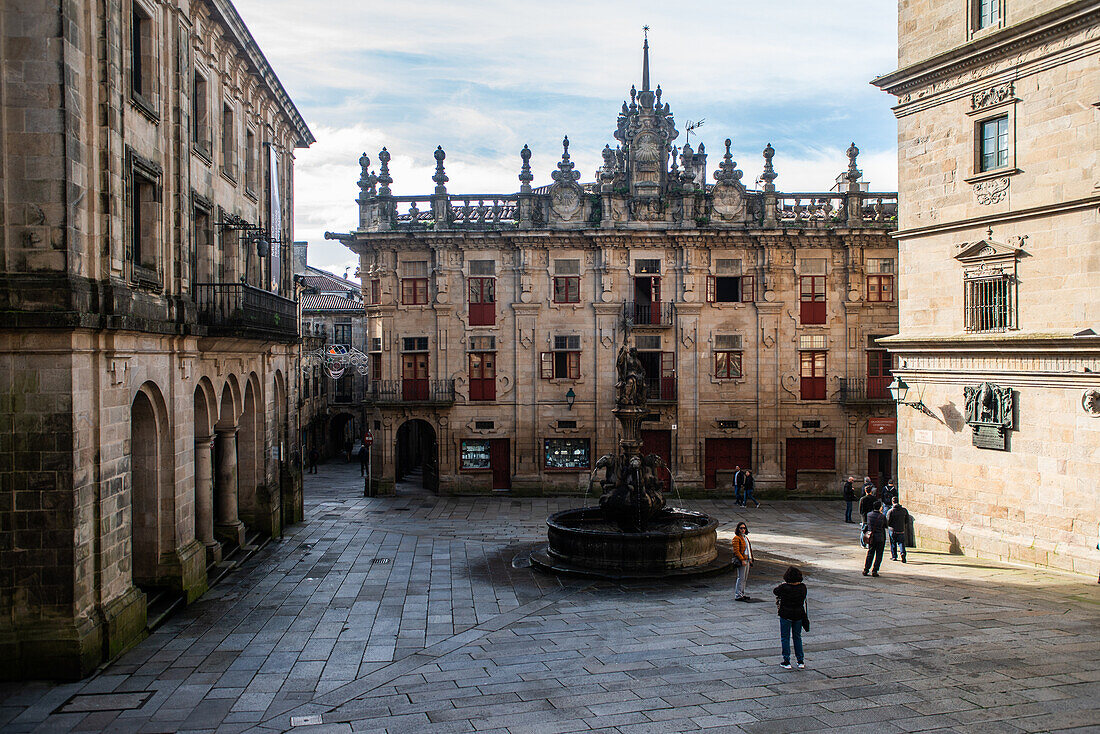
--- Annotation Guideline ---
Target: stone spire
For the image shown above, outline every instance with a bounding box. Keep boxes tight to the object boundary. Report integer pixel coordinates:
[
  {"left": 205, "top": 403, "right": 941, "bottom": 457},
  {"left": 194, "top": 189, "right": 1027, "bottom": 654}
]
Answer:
[
  {"left": 518, "top": 144, "right": 533, "bottom": 193},
  {"left": 641, "top": 26, "right": 650, "bottom": 92},
  {"left": 760, "top": 143, "right": 777, "bottom": 191},
  {"left": 845, "top": 142, "right": 862, "bottom": 190},
  {"left": 377, "top": 147, "right": 392, "bottom": 196}
]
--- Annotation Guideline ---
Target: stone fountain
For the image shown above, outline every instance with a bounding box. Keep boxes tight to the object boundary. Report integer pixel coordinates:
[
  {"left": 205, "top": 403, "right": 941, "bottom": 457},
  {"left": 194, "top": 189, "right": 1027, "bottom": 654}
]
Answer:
[{"left": 531, "top": 342, "right": 734, "bottom": 579}]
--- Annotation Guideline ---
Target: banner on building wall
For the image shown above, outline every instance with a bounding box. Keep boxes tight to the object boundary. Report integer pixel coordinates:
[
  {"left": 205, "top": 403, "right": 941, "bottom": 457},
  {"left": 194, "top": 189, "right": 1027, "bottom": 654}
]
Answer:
[{"left": 269, "top": 144, "right": 282, "bottom": 293}]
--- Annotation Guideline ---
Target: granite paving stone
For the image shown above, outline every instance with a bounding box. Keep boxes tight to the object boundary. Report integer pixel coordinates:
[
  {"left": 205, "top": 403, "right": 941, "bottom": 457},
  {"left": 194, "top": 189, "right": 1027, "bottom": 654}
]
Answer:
[{"left": 0, "top": 461, "right": 1097, "bottom": 733}]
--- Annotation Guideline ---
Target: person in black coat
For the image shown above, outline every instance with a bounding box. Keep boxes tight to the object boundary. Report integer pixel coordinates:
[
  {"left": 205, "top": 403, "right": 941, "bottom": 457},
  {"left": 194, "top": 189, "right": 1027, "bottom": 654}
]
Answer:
[
  {"left": 863, "top": 500, "right": 888, "bottom": 576},
  {"left": 886, "top": 497, "right": 910, "bottom": 562},
  {"left": 842, "top": 477, "right": 856, "bottom": 523},
  {"left": 857, "top": 486, "right": 875, "bottom": 547},
  {"left": 742, "top": 470, "right": 760, "bottom": 508},
  {"left": 773, "top": 566, "right": 808, "bottom": 669}
]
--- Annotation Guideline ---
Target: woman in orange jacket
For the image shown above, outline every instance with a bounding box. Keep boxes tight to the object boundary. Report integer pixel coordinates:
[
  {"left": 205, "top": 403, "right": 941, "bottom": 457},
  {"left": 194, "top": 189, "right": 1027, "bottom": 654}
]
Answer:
[{"left": 732, "top": 522, "right": 753, "bottom": 601}]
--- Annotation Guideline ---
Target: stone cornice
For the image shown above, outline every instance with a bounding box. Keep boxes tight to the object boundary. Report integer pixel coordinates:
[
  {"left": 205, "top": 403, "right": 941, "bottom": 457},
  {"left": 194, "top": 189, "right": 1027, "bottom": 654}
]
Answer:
[
  {"left": 891, "top": 193, "right": 1100, "bottom": 240},
  {"left": 880, "top": 332, "right": 1100, "bottom": 354},
  {"left": 872, "top": 0, "right": 1100, "bottom": 96}
]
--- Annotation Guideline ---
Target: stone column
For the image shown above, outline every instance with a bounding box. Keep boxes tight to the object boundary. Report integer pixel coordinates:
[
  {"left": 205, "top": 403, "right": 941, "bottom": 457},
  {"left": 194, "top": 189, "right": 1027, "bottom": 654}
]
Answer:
[
  {"left": 214, "top": 427, "right": 245, "bottom": 547},
  {"left": 194, "top": 436, "right": 221, "bottom": 564}
]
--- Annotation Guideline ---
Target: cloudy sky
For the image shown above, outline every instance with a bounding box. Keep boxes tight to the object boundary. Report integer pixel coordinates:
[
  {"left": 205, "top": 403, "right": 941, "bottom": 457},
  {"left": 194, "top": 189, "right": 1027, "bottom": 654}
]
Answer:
[{"left": 234, "top": 1, "right": 900, "bottom": 278}]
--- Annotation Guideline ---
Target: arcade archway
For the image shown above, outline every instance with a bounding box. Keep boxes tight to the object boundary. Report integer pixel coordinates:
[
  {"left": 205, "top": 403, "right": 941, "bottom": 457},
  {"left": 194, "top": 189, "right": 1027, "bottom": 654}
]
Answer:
[{"left": 395, "top": 419, "right": 438, "bottom": 492}]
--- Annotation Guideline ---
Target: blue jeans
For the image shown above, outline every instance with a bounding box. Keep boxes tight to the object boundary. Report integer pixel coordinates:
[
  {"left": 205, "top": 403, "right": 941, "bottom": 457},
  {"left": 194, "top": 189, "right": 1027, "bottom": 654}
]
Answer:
[
  {"left": 780, "top": 617, "right": 803, "bottom": 664},
  {"left": 744, "top": 487, "right": 759, "bottom": 507},
  {"left": 889, "top": 529, "right": 906, "bottom": 560},
  {"left": 734, "top": 485, "right": 744, "bottom": 505},
  {"left": 845, "top": 500, "right": 853, "bottom": 522}
]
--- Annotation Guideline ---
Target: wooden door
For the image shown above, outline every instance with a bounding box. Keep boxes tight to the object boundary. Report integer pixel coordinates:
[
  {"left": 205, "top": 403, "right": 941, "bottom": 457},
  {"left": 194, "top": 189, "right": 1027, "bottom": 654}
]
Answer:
[
  {"left": 704, "top": 438, "right": 752, "bottom": 490},
  {"left": 401, "top": 353, "right": 428, "bottom": 400},
  {"left": 660, "top": 352, "right": 676, "bottom": 401},
  {"left": 641, "top": 429, "right": 672, "bottom": 490},
  {"left": 867, "top": 350, "right": 892, "bottom": 399},
  {"left": 868, "top": 449, "right": 891, "bottom": 487},
  {"left": 489, "top": 439, "right": 510, "bottom": 490},
  {"left": 785, "top": 437, "right": 836, "bottom": 490}
]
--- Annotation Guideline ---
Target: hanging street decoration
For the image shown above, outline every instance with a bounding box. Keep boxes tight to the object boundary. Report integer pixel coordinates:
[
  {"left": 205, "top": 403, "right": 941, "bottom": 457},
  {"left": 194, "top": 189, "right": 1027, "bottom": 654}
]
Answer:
[{"left": 302, "top": 343, "right": 370, "bottom": 380}]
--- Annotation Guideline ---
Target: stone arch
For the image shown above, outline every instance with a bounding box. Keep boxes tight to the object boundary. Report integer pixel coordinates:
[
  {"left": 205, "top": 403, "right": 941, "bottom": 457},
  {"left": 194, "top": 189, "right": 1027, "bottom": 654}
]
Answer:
[
  {"left": 329, "top": 411, "right": 356, "bottom": 459},
  {"left": 129, "top": 381, "right": 172, "bottom": 586},
  {"left": 237, "top": 373, "right": 264, "bottom": 530},
  {"left": 193, "top": 378, "right": 218, "bottom": 563},
  {"left": 216, "top": 374, "right": 242, "bottom": 430},
  {"left": 395, "top": 418, "right": 438, "bottom": 492},
  {"left": 213, "top": 375, "right": 245, "bottom": 547},
  {"left": 273, "top": 370, "right": 287, "bottom": 464}
]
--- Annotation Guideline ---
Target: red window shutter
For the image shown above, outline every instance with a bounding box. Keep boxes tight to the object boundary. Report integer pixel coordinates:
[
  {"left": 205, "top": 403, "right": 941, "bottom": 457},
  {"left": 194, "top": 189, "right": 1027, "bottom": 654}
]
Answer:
[
  {"left": 652, "top": 277, "right": 661, "bottom": 303},
  {"left": 540, "top": 352, "right": 552, "bottom": 379},
  {"left": 568, "top": 351, "right": 580, "bottom": 379},
  {"left": 706, "top": 276, "right": 716, "bottom": 303},
  {"left": 741, "top": 276, "right": 754, "bottom": 303}
]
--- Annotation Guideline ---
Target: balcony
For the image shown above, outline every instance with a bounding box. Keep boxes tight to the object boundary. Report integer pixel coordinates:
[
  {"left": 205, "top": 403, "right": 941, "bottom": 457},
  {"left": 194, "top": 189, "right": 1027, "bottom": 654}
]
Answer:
[
  {"left": 365, "top": 379, "right": 455, "bottom": 406},
  {"left": 624, "top": 301, "right": 674, "bottom": 327},
  {"left": 838, "top": 377, "right": 893, "bottom": 405},
  {"left": 195, "top": 282, "right": 297, "bottom": 340},
  {"left": 644, "top": 377, "right": 677, "bottom": 403}
]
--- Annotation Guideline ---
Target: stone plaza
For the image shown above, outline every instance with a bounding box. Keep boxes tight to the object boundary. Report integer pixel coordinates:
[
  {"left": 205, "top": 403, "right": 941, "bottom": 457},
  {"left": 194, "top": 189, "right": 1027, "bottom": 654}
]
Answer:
[{"left": 2, "top": 460, "right": 1097, "bottom": 733}]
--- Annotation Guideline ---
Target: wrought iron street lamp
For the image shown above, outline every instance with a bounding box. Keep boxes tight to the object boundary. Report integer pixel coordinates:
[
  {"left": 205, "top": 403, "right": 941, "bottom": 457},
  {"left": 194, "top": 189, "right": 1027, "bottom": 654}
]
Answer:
[
  {"left": 888, "top": 377, "right": 935, "bottom": 417},
  {"left": 565, "top": 388, "right": 576, "bottom": 410}
]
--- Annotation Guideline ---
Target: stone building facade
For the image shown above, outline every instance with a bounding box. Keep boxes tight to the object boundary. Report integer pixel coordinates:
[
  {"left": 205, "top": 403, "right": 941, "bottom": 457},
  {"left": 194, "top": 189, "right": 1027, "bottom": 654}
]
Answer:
[
  {"left": 327, "top": 43, "right": 899, "bottom": 499},
  {"left": 874, "top": 1, "right": 1099, "bottom": 575},
  {"left": 0, "top": 1, "right": 313, "bottom": 677}
]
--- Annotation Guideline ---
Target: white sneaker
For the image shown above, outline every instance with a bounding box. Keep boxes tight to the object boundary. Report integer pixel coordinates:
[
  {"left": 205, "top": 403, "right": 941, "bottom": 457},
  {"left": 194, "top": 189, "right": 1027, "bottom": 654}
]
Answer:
[
  {"left": 781, "top": 662, "right": 792, "bottom": 669},
  {"left": 797, "top": 662, "right": 805, "bottom": 669}
]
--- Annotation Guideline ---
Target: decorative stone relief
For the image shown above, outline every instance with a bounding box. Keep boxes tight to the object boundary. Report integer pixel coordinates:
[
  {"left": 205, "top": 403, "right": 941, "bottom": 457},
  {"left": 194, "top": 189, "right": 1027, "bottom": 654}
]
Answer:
[
  {"left": 549, "top": 136, "right": 583, "bottom": 222},
  {"left": 963, "top": 382, "right": 1014, "bottom": 450},
  {"left": 1083, "top": 389, "right": 1100, "bottom": 417},
  {"left": 974, "top": 176, "right": 1009, "bottom": 205},
  {"left": 971, "top": 82, "right": 1015, "bottom": 111}
]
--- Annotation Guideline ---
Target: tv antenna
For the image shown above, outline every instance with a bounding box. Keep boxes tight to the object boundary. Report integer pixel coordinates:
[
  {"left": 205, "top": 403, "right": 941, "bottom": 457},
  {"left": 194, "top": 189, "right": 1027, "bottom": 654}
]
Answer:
[{"left": 685, "top": 118, "right": 705, "bottom": 146}]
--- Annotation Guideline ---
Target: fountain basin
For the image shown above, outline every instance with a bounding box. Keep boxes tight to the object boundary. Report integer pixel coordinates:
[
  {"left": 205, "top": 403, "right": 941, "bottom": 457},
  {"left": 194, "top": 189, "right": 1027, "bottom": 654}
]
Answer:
[{"left": 530, "top": 506, "right": 735, "bottom": 579}]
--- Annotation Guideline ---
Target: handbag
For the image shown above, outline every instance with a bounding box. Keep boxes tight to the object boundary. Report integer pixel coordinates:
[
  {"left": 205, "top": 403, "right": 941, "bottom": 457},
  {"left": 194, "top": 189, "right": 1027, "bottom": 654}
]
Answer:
[{"left": 801, "top": 599, "right": 810, "bottom": 631}]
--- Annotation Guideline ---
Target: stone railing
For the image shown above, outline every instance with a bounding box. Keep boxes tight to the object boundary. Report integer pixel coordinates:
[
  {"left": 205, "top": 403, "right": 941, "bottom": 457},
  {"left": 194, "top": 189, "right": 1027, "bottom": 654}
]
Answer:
[{"left": 389, "top": 195, "right": 519, "bottom": 229}]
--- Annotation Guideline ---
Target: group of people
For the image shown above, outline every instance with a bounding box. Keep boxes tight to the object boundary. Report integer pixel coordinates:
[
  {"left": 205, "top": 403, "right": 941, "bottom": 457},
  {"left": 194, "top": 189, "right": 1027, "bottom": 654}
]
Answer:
[
  {"left": 731, "top": 466, "right": 760, "bottom": 508},
  {"left": 843, "top": 475, "right": 911, "bottom": 576},
  {"left": 731, "top": 522, "right": 810, "bottom": 670}
]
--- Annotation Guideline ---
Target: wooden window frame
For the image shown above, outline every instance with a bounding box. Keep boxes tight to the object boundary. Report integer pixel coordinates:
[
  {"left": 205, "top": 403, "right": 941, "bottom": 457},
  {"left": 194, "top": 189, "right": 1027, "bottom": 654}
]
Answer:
[
  {"left": 468, "top": 352, "right": 496, "bottom": 401},
  {"left": 553, "top": 275, "right": 581, "bottom": 303},
  {"left": 468, "top": 276, "right": 496, "bottom": 325},
  {"left": 866, "top": 274, "right": 894, "bottom": 302},
  {"left": 799, "top": 275, "right": 826, "bottom": 325},
  {"left": 799, "top": 350, "right": 827, "bottom": 400},
  {"left": 713, "top": 351, "right": 743, "bottom": 380},
  {"left": 401, "top": 277, "right": 429, "bottom": 305}
]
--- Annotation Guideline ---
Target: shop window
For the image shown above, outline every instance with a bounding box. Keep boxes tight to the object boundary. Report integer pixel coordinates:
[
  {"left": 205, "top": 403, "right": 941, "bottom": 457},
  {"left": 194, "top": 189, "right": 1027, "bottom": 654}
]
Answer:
[
  {"left": 461, "top": 440, "right": 491, "bottom": 470},
  {"left": 544, "top": 438, "right": 590, "bottom": 470}
]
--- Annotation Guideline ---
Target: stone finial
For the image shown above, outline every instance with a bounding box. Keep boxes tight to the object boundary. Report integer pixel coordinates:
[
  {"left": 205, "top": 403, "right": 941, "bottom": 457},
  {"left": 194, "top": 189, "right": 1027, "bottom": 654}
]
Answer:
[
  {"left": 669, "top": 146, "right": 680, "bottom": 178},
  {"left": 845, "top": 141, "right": 862, "bottom": 185},
  {"left": 630, "top": 85, "right": 637, "bottom": 110},
  {"left": 679, "top": 143, "right": 695, "bottom": 185},
  {"left": 552, "top": 136, "right": 580, "bottom": 183},
  {"left": 377, "top": 147, "right": 393, "bottom": 196},
  {"left": 518, "top": 144, "right": 533, "bottom": 193},
  {"left": 432, "top": 145, "right": 449, "bottom": 194},
  {"left": 357, "top": 152, "right": 377, "bottom": 196},
  {"left": 760, "top": 143, "right": 777, "bottom": 191},
  {"left": 714, "top": 138, "right": 744, "bottom": 185}
]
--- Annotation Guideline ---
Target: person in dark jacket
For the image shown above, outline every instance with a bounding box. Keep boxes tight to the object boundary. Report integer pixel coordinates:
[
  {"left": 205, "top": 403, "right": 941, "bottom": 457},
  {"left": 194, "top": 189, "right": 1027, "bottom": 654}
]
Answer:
[
  {"left": 863, "top": 501, "right": 888, "bottom": 576},
  {"left": 842, "top": 477, "right": 856, "bottom": 523},
  {"left": 857, "top": 486, "right": 875, "bottom": 547},
  {"left": 881, "top": 480, "right": 897, "bottom": 508},
  {"left": 733, "top": 466, "right": 745, "bottom": 507},
  {"left": 359, "top": 445, "right": 369, "bottom": 477},
  {"left": 773, "top": 566, "right": 808, "bottom": 669},
  {"left": 742, "top": 470, "right": 760, "bottom": 508},
  {"left": 886, "top": 497, "right": 910, "bottom": 562}
]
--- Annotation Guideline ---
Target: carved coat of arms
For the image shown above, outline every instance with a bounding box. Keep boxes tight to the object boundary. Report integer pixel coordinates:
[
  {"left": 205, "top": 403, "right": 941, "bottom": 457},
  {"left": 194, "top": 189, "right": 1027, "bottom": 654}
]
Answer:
[{"left": 963, "top": 382, "right": 1014, "bottom": 450}]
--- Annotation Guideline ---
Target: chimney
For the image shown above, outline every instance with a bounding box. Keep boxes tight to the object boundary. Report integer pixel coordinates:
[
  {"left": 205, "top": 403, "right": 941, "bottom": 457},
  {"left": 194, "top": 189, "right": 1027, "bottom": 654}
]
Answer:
[{"left": 292, "top": 240, "right": 308, "bottom": 274}]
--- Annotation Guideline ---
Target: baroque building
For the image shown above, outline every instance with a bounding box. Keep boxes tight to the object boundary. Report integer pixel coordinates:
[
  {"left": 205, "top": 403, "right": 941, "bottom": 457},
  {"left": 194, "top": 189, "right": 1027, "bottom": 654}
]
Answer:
[
  {"left": 0, "top": 0, "right": 313, "bottom": 677},
  {"left": 327, "top": 42, "right": 899, "bottom": 498},
  {"left": 874, "top": 1, "right": 1099, "bottom": 574}
]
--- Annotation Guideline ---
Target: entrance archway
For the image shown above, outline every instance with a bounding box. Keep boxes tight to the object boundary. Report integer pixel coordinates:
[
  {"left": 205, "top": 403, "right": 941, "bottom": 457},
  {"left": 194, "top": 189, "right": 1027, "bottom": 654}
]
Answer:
[
  {"left": 130, "top": 384, "right": 170, "bottom": 587},
  {"left": 395, "top": 419, "right": 438, "bottom": 492},
  {"left": 328, "top": 412, "right": 355, "bottom": 460},
  {"left": 237, "top": 376, "right": 263, "bottom": 529}
]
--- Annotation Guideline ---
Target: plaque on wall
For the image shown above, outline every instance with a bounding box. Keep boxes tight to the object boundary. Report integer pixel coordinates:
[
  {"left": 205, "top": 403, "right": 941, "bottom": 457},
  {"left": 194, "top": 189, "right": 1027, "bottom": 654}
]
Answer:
[{"left": 963, "top": 382, "right": 1014, "bottom": 451}]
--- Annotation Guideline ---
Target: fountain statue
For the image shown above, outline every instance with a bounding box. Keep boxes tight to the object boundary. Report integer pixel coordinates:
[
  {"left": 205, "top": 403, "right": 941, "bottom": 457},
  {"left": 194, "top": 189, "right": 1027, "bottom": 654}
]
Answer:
[{"left": 530, "top": 336, "right": 734, "bottom": 578}]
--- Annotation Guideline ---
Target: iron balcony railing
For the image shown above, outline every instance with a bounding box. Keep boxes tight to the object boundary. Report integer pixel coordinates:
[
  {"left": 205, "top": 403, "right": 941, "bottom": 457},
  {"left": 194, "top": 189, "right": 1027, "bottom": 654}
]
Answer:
[
  {"left": 365, "top": 379, "right": 456, "bottom": 405},
  {"left": 194, "top": 282, "right": 297, "bottom": 339},
  {"left": 838, "top": 377, "right": 893, "bottom": 405},
  {"left": 624, "top": 301, "right": 674, "bottom": 327},
  {"left": 644, "top": 377, "right": 677, "bottom": 402}
]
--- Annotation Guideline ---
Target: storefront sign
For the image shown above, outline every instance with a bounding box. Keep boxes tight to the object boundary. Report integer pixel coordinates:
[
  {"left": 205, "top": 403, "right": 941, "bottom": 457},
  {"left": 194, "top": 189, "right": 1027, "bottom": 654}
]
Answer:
[{"left": 868, "top": 418, "right": 896, "bottom": 434}]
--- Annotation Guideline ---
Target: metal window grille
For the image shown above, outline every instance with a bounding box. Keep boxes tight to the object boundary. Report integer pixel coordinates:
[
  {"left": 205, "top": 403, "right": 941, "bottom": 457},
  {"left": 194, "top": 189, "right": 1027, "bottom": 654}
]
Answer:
[{"left": 964, "top": 275, "right": 1014, "bottom": 332}]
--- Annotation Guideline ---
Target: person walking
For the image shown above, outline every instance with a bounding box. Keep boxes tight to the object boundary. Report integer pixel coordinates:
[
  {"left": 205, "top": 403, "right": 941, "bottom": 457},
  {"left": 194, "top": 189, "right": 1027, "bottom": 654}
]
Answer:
[
  {"left": 344, "top": 438, "right": 353, "bottom": 463},
  {"left": 842, "top": 476, "right": 856, "bottom": 523},
  {"left": 886, "top": 497, "right": 910, "bottom": 562},
  {"left": 308, "top": 447, "right": 319, "bottom": 474},
  {"left": 857, "top": 486, "right": 875, "bottom": 547},
  {"left": 773, "top": 566, "right": 808, "bottom": 669},
  {"left": 863, "top": 500, "right": 888, "bottom": 576},
  {"left": 743, "top": 470, "right": 760, "bottom": 508},
  {"left": 732, "top": 522, "right": 753, "bottom": 601},
  {"left": 881, "top": 480, "right": 897, "bottom": 509},
  {"left": 733, "top": 466, "right": 745, "bottom": 507},
  {"left": 359, "top": 444, "right": 369, "bottom": 477}
]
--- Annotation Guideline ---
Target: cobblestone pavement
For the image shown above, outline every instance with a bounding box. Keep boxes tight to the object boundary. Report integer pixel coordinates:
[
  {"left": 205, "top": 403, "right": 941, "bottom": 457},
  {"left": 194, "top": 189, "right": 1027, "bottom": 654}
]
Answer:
[{"left": 2, "top": 461, "right": 1099, "bottom": 734}]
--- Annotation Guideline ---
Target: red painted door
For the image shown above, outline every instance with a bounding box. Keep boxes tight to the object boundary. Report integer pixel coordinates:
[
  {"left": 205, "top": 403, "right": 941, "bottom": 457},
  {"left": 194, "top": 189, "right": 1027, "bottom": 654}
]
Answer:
[
  {"left": 785, "top": 438, "right": 836, "bottom": 490},
  {"left": 641, "top": 429, "right": 672, "bottom": 490},
  {"left": 704, "top": 438, "right": 752, "bottom": 490},
  {"left": 468, "top": 277, "right": 495, "bottom": 326},
  {"left": 402, "top": 354, "right": 428, "bottom": 400},
  {"left": 867, "top": 350, "right": 892, "bottom": 399},
  {"left": 660, "top": 352, "right": 676, "bottom": 401},
  {"left": 489, "top": 439, "right": 510, "bottom": 490}
]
